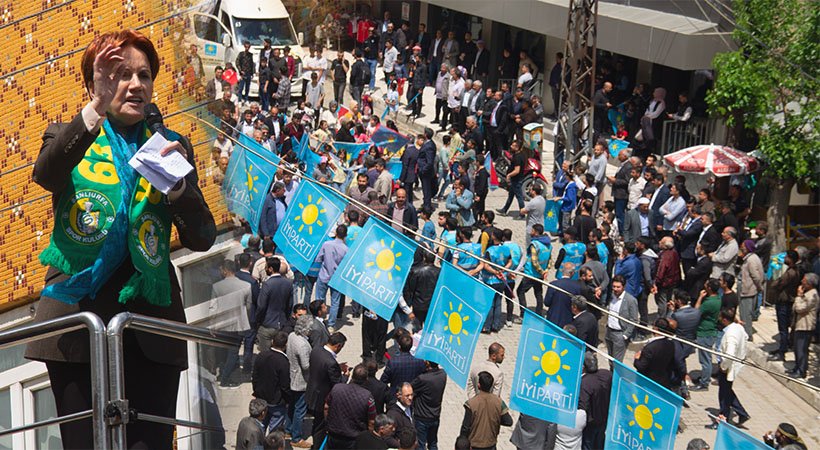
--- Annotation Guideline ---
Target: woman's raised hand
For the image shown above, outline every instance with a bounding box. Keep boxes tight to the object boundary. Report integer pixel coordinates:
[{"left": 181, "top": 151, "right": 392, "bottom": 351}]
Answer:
[{"left": 90, "top": 44, "right": 125, "bottom": 115}]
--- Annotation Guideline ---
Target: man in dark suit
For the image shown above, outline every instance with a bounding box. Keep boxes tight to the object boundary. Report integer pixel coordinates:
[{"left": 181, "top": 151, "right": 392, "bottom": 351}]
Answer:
[
  {"left": 306, "top": 332, "right": 350, "bottom": 450},
  {"left": 463, "top": 116, "right": 484, "bottom": 155},
  {"left": 386, "top": 383, "right": 415, "bottom": 447},
  {"left": 380, "top": 334, "right": 427, "bottom": 396},
  {"left": 473, "top": 40, "right": 490, "bottom": 86},
  {"left": 363, "top": 359, "right": 390, "bottom": 414},
  {"left": 236, "top": 253, "right": 260, "bottom": 373},
  {"left": 399, "top": 137, "right": 420, "bottom": 202},
  {"left": 255, "top": 258, "right": 294, "bottom": 351},
  {"left": 308, "top": 300, "right": 331, "bottom": 349},
  {"left": 415, "top": 23, "right": 432, "bottom": 60},
  {"left": 669, "top": 289, "right": 702, "bottom": 398},
  {"left": 387, "top": 188, "right": 419, "bottom": 234},
  {"left": 417, "top": 129, "right": 438, "bottom": 209},
  {"left": 649, "top": 175, "right": 671, "bottom": 230},
  {"left": 697, "top": 212, "right": 721, "bottom": 254},
  {"left": 685, "top": 245, "right": 713, "bottom": 299},
  {"left": 606, "top": 150, "right": 634, "bottom": 232},
  {"left": 236, "top": 399, "right": 268, "bottom": 450},
  {"left": 675, "top": 207, "right": 703, "bottom": 273},
  {"left": 544, "top": 263, "right": 583, "bottom": 328},
  {"left": 486, "top": 90, "right": 509, "bottom": 159},
  {"left": 579, "top": 352, "right": 612, "bottom": 449},
  {"left": 571, "top": 296, "right": 599, "bottom": 348},
  {"left": 623, "top": 198, "right": 654, "bottom": 244},
  {"left": 252, "top": 331, "right": 291, "bottom": 433},
  {"left": 634, "top": 318, "right": 678, "bottom": 390}
]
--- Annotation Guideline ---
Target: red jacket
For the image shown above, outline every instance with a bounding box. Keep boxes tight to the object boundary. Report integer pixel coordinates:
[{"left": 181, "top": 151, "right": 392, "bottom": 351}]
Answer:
[{"left": 655, "top": 248, "right": 681, "bottom": 288}]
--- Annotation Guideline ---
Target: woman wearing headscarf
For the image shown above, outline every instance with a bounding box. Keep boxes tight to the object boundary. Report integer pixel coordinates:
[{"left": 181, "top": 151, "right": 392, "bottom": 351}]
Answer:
[
  {"left": 636, "top": 87, "right": 666, "bottom": 157},
  {"left": 25, "top": 30, "right": 216, "bottom": 449}
]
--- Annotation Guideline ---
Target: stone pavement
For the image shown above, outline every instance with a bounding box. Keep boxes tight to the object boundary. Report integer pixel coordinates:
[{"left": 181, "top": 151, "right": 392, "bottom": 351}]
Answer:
[{"left": 213, "top": 50, "right": 820, "bottom": 449}]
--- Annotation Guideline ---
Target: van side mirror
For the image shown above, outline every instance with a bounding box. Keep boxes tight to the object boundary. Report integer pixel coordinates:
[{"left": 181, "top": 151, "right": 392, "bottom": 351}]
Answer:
[
  {"left": 222, "top": 34, "right": 231, "bottom": 47},
  {"left": 297, "top": 32, "right": 304, "bottom": 45}
]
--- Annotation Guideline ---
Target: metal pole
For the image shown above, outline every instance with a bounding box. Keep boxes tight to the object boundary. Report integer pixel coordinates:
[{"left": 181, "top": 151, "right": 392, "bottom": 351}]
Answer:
[
  {"left": 106, "top": 312, "right": 243, "bottom": 448},
  {"left": 0, "top": 410, "right": 92, "bottom": 438},
  {"left": 0, "top": 312, "right": 108, "bottom": 449}
]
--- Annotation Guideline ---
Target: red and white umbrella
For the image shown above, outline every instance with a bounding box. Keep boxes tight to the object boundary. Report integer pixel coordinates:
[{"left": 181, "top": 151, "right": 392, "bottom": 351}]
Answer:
[{"left": 663, "top": 144, "right": 760, "bottom": 176}]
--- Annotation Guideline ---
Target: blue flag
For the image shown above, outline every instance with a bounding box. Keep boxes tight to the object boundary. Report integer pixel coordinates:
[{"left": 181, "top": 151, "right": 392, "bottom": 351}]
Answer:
[
  {"left": 238, "top": 133, "right": 282, "bottom": 165},
  {"left": 301, "top": 145, "right": 324, "bottom": 176},
  {"left": 714, "top": 422, "right": 770, "bottom": 450},
  {"left": 415, "top": 261, "right": 494, "bottom": 388},
  {"left": 605, "top": 360, "right": 682, "bottom": 450},
  {"left": 609, "top": 139, "right": 629, "bottom": 158},
  {"left": 328, "top": 220, "right": 416, "bottom": 320},
  {"left": 332, "top": 142, "right": 372, "bottom": 163},
  {"left": 370, "top": 125, "right": 410, "bottom": 155},
  {"left": 509, "top": 309, "right": 585, "bottom": 427},
  {"left": 222, "top": 136, "right": 279, "bottom": 234},
  {"left": 298, "top": 132, "right": 310, "bottom": 158},
  {"left": 386, "top": 157, "right": 403, "bottom": 180},
  {"left": 544, "top": 199, "right": 561, "bottom": 233},
  {"left": 273, "top": 182, "right": 345, "bottom": 274}
]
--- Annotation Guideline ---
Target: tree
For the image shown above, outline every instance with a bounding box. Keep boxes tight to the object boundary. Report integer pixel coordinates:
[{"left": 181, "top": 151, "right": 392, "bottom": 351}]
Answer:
[{"left": 706, "top": 0, "right": 820, "bottom": 253}]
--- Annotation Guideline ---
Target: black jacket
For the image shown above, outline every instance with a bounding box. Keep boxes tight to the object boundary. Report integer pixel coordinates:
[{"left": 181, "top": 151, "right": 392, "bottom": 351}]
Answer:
[
  {"left": 399, "top": 145, "right": 419, "bottom": 185},
  {"left": 350, "top": 59, "right": 368, "bottom": 88},
  {"left": 363, "top": 376, "right": 390, "bottom": 414},
  {"left": 255, "top": 275, "right": 293, "bottom": 329},
  {"left": 463, "top": 128, "right": 484, "bottom": 154},
  {"left": 410, "top": 62, "right": 428, "bottom": 89},
  {"left": 474, "top": 48, "right": 490, "bottom": 76},
  {"left": 698, "top": 225, "right": 722, "bottom": 254},
  {"left": 417, "top": 140, "right": 437, "bottom": 177},
  {"left": 677, "top": 218, "right": 703, "bottom": 260},
  {"left": 236, "top": 50, "right": 255, "bottom": 76},
  {"left": 416, "top": 32, "right": 432, "bottom": 59},
  {"left": 387, "top": 202, "right": 419, "bottom": 232},
  {"left": 579, "top": 369, "right": 612, "bottom": 428},
  {"left": 572, "top": 310, "right": 599, "bottom": 348},
  {"left": 26, "top": 112, "right": 216, "bottom": 369},
  {"left": 611, "top": 161, "right": 633, "bottom": 200},
  {"left": 634, "top": 337, "right": 676, "bottom": 390},
  {"left": 252, "top": 348, "right": 291, "bottom": 406},
  {"left": 490, "top": 100, "right": 510, "bottom": 135},
  {"left": 364, "top": 36, "right": 380, "bottom": 60},
  {"left": 404, "top": 265, "right": 441, "bottom": 314},
  {"left": 305, "top": 346, "right": 347, "bottom": 412},
  {"left": 412, "top": 367, "right": 447, "bottom": 421},
  {"left": 685, "top": 256, "right": 713, "bottom": 299}
]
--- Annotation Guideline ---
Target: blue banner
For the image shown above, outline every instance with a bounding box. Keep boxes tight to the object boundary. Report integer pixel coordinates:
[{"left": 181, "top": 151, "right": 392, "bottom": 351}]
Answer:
[
  {"left": 222, "top": 136, "right": 279, "bottom": 234},
  {"left": 328, "top": 220, "right": 416, "bottom": 320},
  {"left": 609, "top": 139, "right": 629, "bottom": 158},
  {"left": 273, "top": 182, "right": 345, "bottom": 274},
  {"left": 371, "top": 125, "right": 410, "bottom": 155},
  {"left": 544, "top": 199, "right": 561, "bottom": 233},
  {"left": 509, "top": 309, "right": 585, "bottom": 428},
  {"left": 714, "top": 422, "right": 770, "bottom": 450},
  {"left": 415, "top": 261, "right": 494, "bottom": 388},
  {"left": 385, "top": 157, "right": 403, "bottom": 181},
  {"left": 605, "top": 360, "right": 682, "bottom": 450},
  {"left": 238, "top": 133, "right": 282, "bottom": 165}
]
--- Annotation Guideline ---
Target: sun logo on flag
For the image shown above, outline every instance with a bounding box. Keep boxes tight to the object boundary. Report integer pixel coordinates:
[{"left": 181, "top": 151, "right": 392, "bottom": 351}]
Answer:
[
  {"left": 245, "top": 165, "right": 260, "bottom": 200},
  {"left": 532, "top": 339, "right": 571, "bottom": 386},
  {"left": 546, "top": 209, "right": 554, "bottom": 218},
  {"left": 294, "top": 194, "right": 325, "bottom": 234},
  {"left": 627, "top": 394, "right": 663, "bottom": 441},
  {"left": 443, "top": 302, "right": 470, "bottom": 345},
  {"left": 366, "top": 239, "right": 402, "bottom": 280}
]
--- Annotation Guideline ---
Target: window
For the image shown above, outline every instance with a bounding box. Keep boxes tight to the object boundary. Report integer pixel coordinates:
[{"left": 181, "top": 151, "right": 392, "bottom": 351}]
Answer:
[
  {"left": 0, "top": 389, "right": 11, "bottom": 450},
  {"left": 194, "top": 15, "right": 221, "bottom": 42},
  {"left": 32, "top": 388, "right": 61, "bottom": 450},
  {"left": 232, "top": 17, "right": 297, "bottom": 46}
]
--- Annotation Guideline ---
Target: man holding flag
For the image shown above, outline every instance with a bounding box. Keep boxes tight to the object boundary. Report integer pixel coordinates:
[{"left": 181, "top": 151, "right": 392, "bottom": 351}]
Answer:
[{"left": 478, "top": 229, "right": 513, "bottom": 333}]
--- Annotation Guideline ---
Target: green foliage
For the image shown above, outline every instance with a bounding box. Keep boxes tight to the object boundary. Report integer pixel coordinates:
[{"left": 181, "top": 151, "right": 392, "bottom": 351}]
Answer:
[{"left": 706, "top": 0, "right": 820, "bottom": 184}]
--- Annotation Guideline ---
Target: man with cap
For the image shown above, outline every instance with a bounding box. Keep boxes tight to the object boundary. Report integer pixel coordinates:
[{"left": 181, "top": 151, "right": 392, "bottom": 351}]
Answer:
[{"left": 623, "top": 197, "right": 653, "bottom": 244}]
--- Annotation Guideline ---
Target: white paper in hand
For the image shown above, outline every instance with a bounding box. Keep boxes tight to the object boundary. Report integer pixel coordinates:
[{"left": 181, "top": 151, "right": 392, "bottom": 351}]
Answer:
[{"left": 128, "top": 133, "right": 194, "bottom": 194}]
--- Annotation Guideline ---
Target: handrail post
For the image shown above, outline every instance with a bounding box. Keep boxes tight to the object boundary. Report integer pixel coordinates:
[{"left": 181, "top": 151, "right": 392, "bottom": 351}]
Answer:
[{"left": 106, "top": 312, "right": 133, "bottom": 449}]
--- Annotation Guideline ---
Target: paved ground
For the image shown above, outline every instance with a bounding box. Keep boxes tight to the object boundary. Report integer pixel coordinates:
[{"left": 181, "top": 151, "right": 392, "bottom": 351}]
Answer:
[{"left": 212, "top": 51, "right": 820, "bottom": 449}]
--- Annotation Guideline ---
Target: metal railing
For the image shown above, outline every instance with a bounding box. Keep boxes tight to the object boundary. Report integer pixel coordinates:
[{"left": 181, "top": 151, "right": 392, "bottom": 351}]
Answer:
[
  {"left": 106, "top": 312, "right": 242, "bottom": 448},
  {"left": 659, "top": 117, "right": 720, "bottom": 155},
  {"left": 0, "top": 312, "right": 109, "bottom": 449}
]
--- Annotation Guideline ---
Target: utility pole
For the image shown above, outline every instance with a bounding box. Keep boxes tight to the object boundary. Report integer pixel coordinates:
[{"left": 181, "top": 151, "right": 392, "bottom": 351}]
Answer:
[{"left": 557, "top": 0, "right": 598, "bottom": 166}]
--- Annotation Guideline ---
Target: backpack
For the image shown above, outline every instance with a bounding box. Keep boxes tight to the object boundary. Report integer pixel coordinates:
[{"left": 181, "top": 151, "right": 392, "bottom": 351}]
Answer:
[{"left": 360, "top": 61, "right": 371, "bottom": 86}]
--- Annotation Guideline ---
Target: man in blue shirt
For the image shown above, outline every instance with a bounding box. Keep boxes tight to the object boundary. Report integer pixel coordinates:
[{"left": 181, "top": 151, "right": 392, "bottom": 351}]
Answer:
[
  {"left": 518, "top": 224, "right": 552, "bottom": 316},
  {"left": 501, "top": 229, "right": 524, "bottom": 325},
  {"left": 315, "top": 225, "right": 349, "bottom": 331},
  {"left": 614, "top": 241, "right": 643, "bottom": 300},
  {"left": 478, "top": 229, "right": 512, "bottom": 333},
  {"left": 259, "top": 182, "right": 288, "bottom": 240}
]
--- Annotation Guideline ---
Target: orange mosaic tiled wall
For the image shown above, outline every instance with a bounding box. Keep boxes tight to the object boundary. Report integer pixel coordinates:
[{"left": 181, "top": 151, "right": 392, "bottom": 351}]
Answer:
[{"left": 0, "top": 0, "right": 231, "bottom": 309}]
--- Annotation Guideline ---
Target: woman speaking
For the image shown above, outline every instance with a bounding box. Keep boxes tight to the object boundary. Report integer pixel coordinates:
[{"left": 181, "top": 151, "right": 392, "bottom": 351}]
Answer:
[{"left": 25, "top": 30, "right": 216, "bottom": 449}]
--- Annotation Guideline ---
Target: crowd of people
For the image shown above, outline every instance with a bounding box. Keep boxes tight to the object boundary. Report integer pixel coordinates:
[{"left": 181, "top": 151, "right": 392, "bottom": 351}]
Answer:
[{"left": 195, "top": 20, "right": 820, "bottom": 450}]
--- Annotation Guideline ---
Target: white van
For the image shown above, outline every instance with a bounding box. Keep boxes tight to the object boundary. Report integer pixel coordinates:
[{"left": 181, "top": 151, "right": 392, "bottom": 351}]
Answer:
[{"left": 189, "top": 0, "right": 305, "bottom": 99}]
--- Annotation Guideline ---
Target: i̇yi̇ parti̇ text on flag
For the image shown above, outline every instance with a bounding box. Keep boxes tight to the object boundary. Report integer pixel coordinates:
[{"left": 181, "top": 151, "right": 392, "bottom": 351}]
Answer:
[
  {"left": 604, "top": 360, "right": 683, "bottom": 450},
  {"left": 509, "top": 309, "right": 585, "bottom": 428},
  {"left": 328, "top": 219, "right": 416, "bottom": 320},
  {"left": 415, "top": 261, "right": 494, "bottom": 388},
  {"left": 714, "top": 421, "right": 771, "bottom": 450},
  {"left": 273, "top": 181, "right": 345, "bottom": 274},
  {"left": 222, "top": 134, "right": 280, "bottom": 234},
  {"left": 544, "top": 199, "right": 561, "bottom": 233}
]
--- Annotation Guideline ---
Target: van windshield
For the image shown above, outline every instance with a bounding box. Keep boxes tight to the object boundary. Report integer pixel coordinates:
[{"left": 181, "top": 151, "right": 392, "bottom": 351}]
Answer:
[{"left": 232, "top": 17, "right": 297, "bottom": 46}]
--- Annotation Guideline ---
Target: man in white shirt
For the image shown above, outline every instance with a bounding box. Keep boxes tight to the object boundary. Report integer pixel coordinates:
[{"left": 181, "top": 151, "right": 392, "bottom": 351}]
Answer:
[
  {"left": 443, "top": 68, "right": 465, "bottom": 131},
  {"left": 382, "top": 40, "right": 399, "bottom": 83},
  {"left": 517, "top": 63, "right": 533, "bottom": 87},
  {"left": 627, "top": 166, "right": 647, "bottom": 209},
  {"left": 705, "top": 308, "right": 750, "bottom": 429},
  {"left": 605, "top": 276, "right": 638, "bottom": 367}
]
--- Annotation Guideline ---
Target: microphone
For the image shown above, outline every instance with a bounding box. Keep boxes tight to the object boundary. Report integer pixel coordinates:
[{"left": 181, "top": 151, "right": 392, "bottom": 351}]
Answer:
[{"left": 143, "top": 103, "right": 166, "bottom": 138}]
